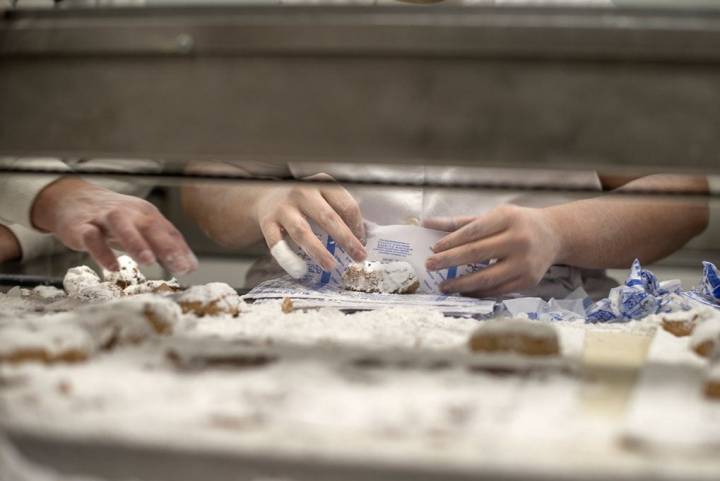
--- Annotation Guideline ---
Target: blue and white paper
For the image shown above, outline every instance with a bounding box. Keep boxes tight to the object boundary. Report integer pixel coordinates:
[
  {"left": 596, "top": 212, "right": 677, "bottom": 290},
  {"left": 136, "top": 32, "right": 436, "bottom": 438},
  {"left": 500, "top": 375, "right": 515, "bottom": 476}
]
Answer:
[
  {"left": 682, "top": 260, "right": 720, "bottom": 309},
  {"left": 586, "top": 259, "right": 687, "bottom": 323}
]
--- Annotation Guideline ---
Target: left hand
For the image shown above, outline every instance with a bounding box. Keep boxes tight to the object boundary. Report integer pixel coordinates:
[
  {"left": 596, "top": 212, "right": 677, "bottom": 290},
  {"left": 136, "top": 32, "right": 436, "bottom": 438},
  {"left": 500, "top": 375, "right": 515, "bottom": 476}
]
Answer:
[{"left": 424, "top": 205, "right": 562, "bottom": 298}]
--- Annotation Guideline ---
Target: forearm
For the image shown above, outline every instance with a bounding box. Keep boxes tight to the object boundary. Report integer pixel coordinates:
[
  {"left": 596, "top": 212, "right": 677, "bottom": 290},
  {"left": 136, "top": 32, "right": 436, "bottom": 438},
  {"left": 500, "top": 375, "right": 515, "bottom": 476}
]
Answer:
[
  {"left": 547, "top": 175, "right": 709, "bottom": 269},
  {"left": 181, "top": 163, "right": 268, "bottom": 249}
]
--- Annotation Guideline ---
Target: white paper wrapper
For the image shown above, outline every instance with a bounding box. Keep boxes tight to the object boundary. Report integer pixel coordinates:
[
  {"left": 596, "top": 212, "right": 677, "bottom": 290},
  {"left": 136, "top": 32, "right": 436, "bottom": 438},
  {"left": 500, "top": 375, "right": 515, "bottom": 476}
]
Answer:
[{"left": 293, "top": 222, "right": 486, "bottom": 295}]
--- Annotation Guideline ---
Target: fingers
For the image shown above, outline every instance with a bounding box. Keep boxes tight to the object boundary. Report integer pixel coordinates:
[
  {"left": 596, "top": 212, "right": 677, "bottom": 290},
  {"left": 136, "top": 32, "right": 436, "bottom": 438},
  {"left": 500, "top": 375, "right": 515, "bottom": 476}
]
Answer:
[
  {"left": 321, "top": 185, "right": 366, "bottom": 244},
  {"left": 422, "top": 216, "right": 474, "bottom": 232},
  {"left": 426, "top": 234, "right": 507, "bottom": 272},
  {"left": 105, "top": 211, "right": 155, "bottom": 266},
  {"left": 259, "top": 219, "right": 284, "bottom": 249},
  {"left": 76, "top": 224, "right": 119, "bottom": 272},
  {"left": 432, "top": 210, "right": 511, "bottom": 253},
  {"left": 279, "top": 208, "right": 337, "bottom": 271},
  {"left": 140, "top": 219, "right": 198, "bottom": 276},
  {"left": 303, "top": 191, "right": 366, "bottom": 262},
  {"left": 440, "top": 261, "right": 518, "bottom": 295}
]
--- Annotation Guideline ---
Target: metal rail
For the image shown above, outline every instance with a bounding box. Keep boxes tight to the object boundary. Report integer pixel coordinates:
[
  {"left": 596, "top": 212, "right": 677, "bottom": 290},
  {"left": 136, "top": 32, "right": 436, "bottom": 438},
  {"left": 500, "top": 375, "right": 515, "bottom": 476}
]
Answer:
[{"left": 1, "top": 5, "right": 720, "bottom": 172}]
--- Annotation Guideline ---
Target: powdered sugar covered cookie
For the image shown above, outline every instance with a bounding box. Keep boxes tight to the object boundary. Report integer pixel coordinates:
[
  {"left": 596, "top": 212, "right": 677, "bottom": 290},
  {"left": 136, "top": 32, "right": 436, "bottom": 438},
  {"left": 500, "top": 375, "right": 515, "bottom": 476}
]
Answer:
[
  {"left": 102, "top": 255, "right": 146, "bottom": 289},
  {"left": 63, "top": 266, "right": 101, "bottom": 296},
  {"left": 468, "top": 319, "right": 560, "bottom": 357},
  {"left": 77, "top": 294, "right": 183, "bottom": 348},
  {"left": 123, "top": 278, "right": 181, "bottom": 296},
  {"left": 30, "top": 285, "right": 66, "bottom": 301},
  {"left": 0, "top": 321, "right": 94, "bottom": 364},
  {"left": 75, "top": 282, "right": 124, "bottom": 302},
  {"left": 177, "top": 283, "right": 242, "bottom": 317},
  {"left": 657, "top": 307, "right": 714, "bottom": 337},
  {"left": 342, "top": 261, "right": 419, "bottom": 294}
]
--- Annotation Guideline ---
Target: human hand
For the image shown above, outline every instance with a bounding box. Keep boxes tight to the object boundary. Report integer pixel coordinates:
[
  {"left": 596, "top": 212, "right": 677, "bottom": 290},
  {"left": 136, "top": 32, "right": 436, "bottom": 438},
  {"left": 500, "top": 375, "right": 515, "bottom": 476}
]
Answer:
[
  {"left": 424, "top": 205, "right": 561, "bottom": 297},
  {"left": 254, "top": 173, "right": 366, "bottom": 270},
  {"left": 32, "top": 177, "right": 197, "bottom": 274},
  {"left": 0, "top": 225, "right": 21, "bottom": 264}
]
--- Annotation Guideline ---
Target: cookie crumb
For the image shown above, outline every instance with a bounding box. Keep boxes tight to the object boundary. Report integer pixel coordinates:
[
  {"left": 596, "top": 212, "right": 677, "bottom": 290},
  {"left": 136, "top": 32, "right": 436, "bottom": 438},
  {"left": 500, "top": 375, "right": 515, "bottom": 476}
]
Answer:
[{"left": 281, "top": 297, "right": 294, "bottom": 314}]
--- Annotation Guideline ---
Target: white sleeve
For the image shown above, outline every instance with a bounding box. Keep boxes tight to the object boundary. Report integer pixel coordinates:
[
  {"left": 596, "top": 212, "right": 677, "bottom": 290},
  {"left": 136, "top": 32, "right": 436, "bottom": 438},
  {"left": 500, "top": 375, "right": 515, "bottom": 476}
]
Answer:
[
  {"left": 70, "top": 158, "right": 162, "bottom": 198},
  {"left": 0, "top": 158, "right": 71, "bottom": 229},
  {"left": 4, "top": 223, "right": 65, "bottom": 262},
  {"left": 0, "top": 158, "right": 162, "bottom": 261}
]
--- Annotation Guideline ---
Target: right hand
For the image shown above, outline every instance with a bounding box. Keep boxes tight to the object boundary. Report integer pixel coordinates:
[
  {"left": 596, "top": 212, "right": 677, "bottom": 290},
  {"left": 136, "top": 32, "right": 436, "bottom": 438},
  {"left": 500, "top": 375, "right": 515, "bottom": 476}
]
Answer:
[
  {"left": 32, "top": 177, "right": 197, "bottom": 275},
  {"left": 254, "top": 174, "right": 366, "bottom": 270}
]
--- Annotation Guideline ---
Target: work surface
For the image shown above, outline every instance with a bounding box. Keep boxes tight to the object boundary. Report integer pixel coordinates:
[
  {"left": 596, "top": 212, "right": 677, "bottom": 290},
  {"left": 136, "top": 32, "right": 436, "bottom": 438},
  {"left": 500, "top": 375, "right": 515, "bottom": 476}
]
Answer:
[{"left": 1, "top": 294, "right": 719, "bottom": 481}]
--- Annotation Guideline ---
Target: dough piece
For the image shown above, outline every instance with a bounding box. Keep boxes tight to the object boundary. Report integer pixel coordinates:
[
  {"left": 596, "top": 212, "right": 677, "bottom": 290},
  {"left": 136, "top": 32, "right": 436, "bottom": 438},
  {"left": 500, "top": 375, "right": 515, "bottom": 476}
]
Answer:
[
  {"left": 468, "top": 319, "right": 560, "bottom": 357},
  {"left": 102, "top": 255, "right": 146, "bottom": 289},
  {"left": 0, "top": 322, "right": 94, "bottom": 364},
  {"left": 659, "top": 308, "right": 709, "bottom": 337},
  {"left": 342, "top": 261, "right": 420, "bottom": 294},
  {"left": 690, "top": 315, "right": 720, "bottom": 358},
  {"left": 177, "top": 283, "right": 243, "bottom": 317},
  {"left": 63, "top": 266, "right": 101, "bottom": 296}
]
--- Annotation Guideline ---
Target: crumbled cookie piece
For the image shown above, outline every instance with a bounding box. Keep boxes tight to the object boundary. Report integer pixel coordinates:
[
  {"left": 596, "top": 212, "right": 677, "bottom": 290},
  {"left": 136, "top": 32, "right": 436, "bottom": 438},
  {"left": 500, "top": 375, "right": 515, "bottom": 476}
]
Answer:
[
  {"left": 468, "top": 319, "right": 560, "bottom": 357},
  {"left": 177, "top": 283, "right": 242, "bottom": 317},
  {"left": 342, "top": 261, "right": 419, "bottom": 294},
  {"left": 281, "top": 297, "right": 294, "bottom": 314}
]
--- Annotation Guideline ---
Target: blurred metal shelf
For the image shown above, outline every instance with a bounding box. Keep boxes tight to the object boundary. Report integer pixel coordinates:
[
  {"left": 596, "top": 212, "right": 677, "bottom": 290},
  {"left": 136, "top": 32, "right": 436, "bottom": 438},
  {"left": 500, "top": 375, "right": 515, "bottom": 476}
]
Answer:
[{"left": 2, "top": 5, "right": 720, "bottom": 173}]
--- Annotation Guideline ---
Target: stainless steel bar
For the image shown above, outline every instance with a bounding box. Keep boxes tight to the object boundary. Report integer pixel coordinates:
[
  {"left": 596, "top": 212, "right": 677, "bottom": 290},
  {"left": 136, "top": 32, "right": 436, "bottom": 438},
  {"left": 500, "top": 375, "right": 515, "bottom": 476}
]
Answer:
[
  {"left": 0, "top": 165, "right": 717, "bottom": 204},
  {"left": 1, "top": 6, "right": 720, "bottom": 172},
  {"left": 5, "top": 428, "right": 707, "bottom": 481}
]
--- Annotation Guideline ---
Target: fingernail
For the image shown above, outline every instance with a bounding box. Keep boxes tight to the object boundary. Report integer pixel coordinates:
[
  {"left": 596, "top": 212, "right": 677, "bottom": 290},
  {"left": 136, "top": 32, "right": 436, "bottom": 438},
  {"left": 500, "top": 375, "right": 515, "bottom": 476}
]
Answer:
[
  {"left": 426, "top": 259, "right": 436, "bottom": 271},
  {"left": 431, "top": 244, "right": 439, "bottom": 253},
  {"left": 138, "top": 250, "right": 156, "bottom": 266},
  {"left": 439, "top": 282, "right": 452, "bottom": 294}
]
